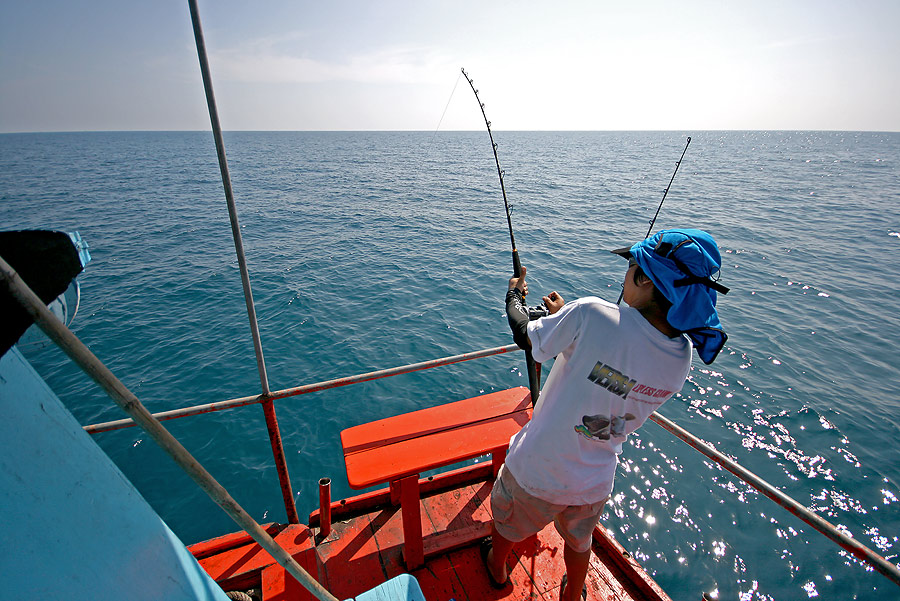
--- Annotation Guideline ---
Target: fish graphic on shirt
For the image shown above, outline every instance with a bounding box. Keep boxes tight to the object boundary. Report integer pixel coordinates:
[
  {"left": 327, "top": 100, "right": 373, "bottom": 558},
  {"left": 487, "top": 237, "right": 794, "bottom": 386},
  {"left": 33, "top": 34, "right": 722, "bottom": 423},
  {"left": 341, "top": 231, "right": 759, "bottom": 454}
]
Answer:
[{"left": 574, "top": 413, "right": 636, "bottom": 440}]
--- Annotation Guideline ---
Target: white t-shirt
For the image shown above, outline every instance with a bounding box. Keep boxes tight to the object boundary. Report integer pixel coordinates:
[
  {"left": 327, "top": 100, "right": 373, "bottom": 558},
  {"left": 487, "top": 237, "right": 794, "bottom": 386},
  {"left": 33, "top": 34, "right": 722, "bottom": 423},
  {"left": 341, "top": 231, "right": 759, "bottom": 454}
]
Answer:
[{"left": 504, "top": 296, "right": 692, "bottom": 505}]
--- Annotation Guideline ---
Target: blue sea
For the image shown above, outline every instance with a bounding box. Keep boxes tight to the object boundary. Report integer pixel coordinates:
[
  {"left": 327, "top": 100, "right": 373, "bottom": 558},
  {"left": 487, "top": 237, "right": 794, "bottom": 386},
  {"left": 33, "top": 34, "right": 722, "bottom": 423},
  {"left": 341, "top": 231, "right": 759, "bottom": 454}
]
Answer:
[{"left": 2, "top": 130, "right": 898, "bottom": 600}]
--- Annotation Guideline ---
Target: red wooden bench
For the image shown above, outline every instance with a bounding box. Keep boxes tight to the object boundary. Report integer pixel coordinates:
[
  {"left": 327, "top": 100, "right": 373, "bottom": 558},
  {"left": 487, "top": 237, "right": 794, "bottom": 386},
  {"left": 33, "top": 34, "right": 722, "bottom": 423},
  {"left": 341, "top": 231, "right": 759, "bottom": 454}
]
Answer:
[{"left": 340, "top": 386, "right": 532, "bottom": 569}]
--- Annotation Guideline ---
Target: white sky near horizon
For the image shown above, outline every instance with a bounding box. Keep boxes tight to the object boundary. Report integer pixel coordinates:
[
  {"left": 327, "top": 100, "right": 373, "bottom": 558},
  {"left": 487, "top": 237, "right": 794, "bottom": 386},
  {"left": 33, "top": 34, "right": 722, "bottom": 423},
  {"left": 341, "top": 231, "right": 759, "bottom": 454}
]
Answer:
[{"left": 1, "top": 0, "right": 898, "bottom": 133}]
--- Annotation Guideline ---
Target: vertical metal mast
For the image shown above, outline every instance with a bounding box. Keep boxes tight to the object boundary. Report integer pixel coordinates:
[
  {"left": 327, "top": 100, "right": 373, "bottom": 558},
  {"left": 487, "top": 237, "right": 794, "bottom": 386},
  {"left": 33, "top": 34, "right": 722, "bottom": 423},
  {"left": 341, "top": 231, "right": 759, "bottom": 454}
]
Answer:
[{"left": 187, "top": 0, "right": 298, "bottom": 523}]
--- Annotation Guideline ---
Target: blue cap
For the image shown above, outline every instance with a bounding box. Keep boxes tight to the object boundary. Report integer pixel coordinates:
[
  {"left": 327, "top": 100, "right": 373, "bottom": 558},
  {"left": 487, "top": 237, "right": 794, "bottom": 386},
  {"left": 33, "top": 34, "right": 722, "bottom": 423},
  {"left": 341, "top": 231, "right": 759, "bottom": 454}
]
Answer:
[{"left": 612, "top": 228, "right": 729, "bottom": 364}]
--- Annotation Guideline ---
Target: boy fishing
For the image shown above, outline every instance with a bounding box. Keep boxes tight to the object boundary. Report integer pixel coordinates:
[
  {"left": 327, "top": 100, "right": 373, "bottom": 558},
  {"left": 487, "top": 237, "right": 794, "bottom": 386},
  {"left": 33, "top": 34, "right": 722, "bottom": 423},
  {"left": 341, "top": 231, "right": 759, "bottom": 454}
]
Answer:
[{"left": 483, "top": 228, "right": 729, "bottom": 600}]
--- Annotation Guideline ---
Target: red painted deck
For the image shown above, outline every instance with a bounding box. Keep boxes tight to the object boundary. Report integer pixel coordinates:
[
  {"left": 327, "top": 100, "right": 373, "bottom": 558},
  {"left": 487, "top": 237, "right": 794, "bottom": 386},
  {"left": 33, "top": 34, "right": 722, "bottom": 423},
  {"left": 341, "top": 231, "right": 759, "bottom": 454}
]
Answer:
[{"left": 192, "top": 468, "right": 671, "bottom": 601}]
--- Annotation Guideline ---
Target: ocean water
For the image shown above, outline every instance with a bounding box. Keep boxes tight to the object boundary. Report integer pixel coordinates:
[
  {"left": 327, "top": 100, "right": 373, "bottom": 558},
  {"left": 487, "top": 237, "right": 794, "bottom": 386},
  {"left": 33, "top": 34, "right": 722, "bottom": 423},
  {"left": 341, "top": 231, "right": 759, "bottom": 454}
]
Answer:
[{"left": 1, "top": 130, "right": 898, "bottom": 600}]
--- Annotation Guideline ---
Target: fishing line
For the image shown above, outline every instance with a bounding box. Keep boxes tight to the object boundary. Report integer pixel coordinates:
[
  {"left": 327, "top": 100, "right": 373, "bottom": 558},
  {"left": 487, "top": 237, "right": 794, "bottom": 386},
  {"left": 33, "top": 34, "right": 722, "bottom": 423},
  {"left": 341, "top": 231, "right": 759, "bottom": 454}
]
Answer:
[
  {"left": 616, "top": 136, "right": 692, "bottom": 305},
  {"left": 461, "top": 67, "right": 542, "bottom": 405},
  {"left": 431, "top": 71, "right": 462, "bottom": 141}
]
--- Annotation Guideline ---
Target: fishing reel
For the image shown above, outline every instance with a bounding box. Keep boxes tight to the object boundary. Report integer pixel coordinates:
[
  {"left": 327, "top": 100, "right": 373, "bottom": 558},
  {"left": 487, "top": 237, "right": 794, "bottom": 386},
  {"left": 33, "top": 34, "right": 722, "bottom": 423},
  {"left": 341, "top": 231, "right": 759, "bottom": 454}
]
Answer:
[{"left": 527, "top": 305, "right": 549, "bottom": 320}]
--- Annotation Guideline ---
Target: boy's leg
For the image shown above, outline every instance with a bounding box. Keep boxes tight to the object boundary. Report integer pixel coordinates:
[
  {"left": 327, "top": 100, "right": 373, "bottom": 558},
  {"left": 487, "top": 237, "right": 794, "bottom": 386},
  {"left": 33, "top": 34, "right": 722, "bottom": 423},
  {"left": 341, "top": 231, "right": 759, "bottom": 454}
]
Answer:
[
  {"left": 555, "top": 497, "right": 607, "bottom": 600},
  {"left": 561, "top": 542, "right": 591, "bottom": 601},
  {"left": 488, "top": 465, "right": 545, "bottom": 585},
  {"left": 487, "top": 522, "right": 515, "bottom": 583}
]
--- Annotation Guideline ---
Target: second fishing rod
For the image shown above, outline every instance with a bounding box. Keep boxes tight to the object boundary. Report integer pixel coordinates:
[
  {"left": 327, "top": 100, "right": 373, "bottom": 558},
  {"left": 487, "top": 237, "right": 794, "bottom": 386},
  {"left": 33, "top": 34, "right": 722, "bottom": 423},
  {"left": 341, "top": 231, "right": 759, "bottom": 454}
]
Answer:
[
  {"left": 462, "top": 67, "right": 544, "bottom": 405},
  {"left": 616, "top": 135, "right": 692, "bottom": 305}
]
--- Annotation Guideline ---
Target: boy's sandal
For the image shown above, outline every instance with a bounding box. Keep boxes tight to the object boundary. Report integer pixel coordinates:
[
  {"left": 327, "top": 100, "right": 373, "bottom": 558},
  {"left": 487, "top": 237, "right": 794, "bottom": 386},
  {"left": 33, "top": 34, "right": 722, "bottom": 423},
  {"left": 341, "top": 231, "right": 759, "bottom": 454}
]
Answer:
[
  {"left": 560, "top": 574, "right": 588, "bottom": 601},
  {"left": 480, "top": 537, "right": 510, "bottom": 589}
]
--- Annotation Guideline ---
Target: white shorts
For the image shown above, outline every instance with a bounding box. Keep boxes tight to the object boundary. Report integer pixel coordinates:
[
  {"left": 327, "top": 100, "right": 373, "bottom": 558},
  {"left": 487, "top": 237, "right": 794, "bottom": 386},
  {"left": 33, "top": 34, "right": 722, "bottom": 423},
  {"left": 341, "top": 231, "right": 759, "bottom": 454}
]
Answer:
[{"left": 491, "top": 465, "right": 607, "bottom": 553}]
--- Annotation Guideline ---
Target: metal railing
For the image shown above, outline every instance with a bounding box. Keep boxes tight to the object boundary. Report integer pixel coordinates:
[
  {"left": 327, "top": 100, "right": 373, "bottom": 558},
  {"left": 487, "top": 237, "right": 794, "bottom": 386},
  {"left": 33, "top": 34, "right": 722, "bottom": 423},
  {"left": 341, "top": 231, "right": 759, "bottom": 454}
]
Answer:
[
  {"left": 649, "top": 412, "right": 900, "bottom": 586},
  {"left": 74, "top": 331, "right": 900, "bottom": 587},
  {"left": 83, "top": 344, "right": 519, "bottom": 434}
]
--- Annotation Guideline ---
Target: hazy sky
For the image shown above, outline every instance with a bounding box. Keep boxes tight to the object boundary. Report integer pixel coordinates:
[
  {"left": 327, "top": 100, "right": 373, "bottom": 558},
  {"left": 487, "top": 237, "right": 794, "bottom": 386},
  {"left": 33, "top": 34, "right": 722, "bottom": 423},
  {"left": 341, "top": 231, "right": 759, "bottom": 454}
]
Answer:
[{"left": 2, "top": 0, "right": 898, "bottom": 132}]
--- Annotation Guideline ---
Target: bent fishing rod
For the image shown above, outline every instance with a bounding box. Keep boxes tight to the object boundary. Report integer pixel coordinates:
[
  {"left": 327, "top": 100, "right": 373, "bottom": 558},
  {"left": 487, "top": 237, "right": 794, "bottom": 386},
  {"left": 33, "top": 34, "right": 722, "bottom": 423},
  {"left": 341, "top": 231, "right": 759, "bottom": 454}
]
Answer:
[
  {"left": 616, "top": 136, "right": 691, "bottom": 305},
  {"left": 461, "top": 67, "right": 542, "bottom": 405}
]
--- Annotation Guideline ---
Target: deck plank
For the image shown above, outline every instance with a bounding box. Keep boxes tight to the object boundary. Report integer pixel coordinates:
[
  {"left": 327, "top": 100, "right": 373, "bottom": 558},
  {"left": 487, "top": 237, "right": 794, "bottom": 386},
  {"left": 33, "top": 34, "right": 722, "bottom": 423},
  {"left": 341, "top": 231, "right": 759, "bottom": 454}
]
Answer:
[
  {"left": 425, "top": 481, "right": 494, "bottom": 531},
  {"left": 516, "top": 526, "right": 567, "bottom": 597}
]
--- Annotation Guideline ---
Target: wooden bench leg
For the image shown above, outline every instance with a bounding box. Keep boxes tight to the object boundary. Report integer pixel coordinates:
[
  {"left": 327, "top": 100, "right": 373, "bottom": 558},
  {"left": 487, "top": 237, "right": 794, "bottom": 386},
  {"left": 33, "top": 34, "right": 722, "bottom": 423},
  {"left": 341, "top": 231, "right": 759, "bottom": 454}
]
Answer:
[
  {"left": 491, "top": 445, "right": 508, "bottom": 477},
  {"left": 390, "top": 479, "right": 401, "bottom": 506},
  {"left": 398, "top": 474, "right": 424, "bottom": 570}
]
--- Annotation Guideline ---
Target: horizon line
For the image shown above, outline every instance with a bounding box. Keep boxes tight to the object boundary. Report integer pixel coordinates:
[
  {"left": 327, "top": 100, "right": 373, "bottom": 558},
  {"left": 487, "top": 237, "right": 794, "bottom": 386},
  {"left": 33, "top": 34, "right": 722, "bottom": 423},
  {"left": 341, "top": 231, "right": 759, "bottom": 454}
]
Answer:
[{"left": 3, "top": 128, "right": 899, "bottom": 135}]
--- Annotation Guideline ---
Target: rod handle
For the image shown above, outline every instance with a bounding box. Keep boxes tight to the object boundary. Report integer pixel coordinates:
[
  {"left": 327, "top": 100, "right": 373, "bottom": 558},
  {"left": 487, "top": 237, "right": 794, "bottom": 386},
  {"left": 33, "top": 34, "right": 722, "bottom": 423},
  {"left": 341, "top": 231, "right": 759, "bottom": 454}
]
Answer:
[{"left": 512, "top": 250, "right": 522, "bottom": 278}]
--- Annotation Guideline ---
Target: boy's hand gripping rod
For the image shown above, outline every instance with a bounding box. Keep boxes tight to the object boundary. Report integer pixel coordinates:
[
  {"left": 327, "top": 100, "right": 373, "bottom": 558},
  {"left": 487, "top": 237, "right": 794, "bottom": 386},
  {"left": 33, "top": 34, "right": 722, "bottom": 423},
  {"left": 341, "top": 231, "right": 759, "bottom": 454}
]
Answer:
[{"left": 462, "top": 67, "right": 541, "bottom": 405}]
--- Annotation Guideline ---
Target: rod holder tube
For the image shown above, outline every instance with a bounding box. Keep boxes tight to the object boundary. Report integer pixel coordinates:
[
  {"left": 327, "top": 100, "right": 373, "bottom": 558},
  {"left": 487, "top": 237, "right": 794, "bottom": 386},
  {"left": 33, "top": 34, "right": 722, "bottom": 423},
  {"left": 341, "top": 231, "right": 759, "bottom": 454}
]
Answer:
[{"left": 318, "top": 478, "right": 332, "bottom": 538}]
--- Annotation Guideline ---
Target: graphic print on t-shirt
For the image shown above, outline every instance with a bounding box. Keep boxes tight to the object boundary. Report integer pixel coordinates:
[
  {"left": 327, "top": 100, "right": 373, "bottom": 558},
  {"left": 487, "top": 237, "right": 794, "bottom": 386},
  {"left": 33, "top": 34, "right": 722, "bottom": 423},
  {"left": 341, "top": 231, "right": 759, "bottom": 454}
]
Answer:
[
  {"left": 574, "top": 413, "right": 637, "bottom": 441},
  {"left": 587, "top": 361, "right": 637, "bottom": 398}
]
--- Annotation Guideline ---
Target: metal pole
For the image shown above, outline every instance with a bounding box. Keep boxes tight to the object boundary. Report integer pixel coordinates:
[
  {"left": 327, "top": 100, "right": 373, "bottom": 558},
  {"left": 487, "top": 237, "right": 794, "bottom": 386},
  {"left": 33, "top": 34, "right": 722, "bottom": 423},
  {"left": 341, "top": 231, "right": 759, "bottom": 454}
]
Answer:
[
  {"left": 187, "top": 0, "right": 298, "bottom": 524},
  {"left": 84, "top": 344, "right": 520, "bottom": 434},
  {"left": 187, "top": 0, "right": 269, "bottom": 396},
  {"left": 0, "top": 257, "right": 339, "bottom": 601},
  {"left": 262, "top": 399, "right": 299, "bottom": 523},
  {"left": 650, "top": 412, "right": 900, "bottom": 586}
]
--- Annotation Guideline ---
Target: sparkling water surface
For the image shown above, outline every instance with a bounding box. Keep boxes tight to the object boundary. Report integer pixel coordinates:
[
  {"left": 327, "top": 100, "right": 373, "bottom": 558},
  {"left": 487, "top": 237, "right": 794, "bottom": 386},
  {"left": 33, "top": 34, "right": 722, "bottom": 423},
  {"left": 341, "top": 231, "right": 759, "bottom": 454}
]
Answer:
[{"left": 2, "top": 130, "right": 899, "bottom": 600}]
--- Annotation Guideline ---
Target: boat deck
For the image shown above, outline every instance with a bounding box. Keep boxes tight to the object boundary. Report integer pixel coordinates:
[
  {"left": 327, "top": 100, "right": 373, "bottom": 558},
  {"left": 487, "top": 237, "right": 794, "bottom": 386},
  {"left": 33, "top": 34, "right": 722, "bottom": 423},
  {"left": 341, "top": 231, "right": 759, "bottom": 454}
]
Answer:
[
  {"left": 192, "top": 466, "right": 671, "bottom": 601},
  {"left": 314, "top": 477, "right": 669, "bottom": 601}
]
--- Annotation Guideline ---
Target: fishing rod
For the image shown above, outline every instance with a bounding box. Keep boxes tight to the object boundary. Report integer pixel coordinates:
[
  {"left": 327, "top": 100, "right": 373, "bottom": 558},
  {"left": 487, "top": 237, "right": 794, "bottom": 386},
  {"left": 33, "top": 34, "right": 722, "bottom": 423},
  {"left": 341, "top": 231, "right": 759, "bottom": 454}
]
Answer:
[
  {"left": 616, "top": 136, "right": 692, "bottom": 304},
  {"left": 461, "top": 67, "right": 543, "bottom": 405},
  {"left": 645, "top": 136, "right": 691, "bottom": 238},
  {"left": 461, "top": 68, "right": 522, "bottom": 277}
]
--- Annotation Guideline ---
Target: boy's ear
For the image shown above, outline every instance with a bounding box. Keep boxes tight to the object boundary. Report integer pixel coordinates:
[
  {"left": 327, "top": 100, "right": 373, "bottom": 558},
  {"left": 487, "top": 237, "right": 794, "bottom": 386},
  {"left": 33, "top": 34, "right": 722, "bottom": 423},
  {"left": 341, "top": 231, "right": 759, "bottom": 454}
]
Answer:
[{"left": 635, "top": 270, "right": 654, "bottom": 287}]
